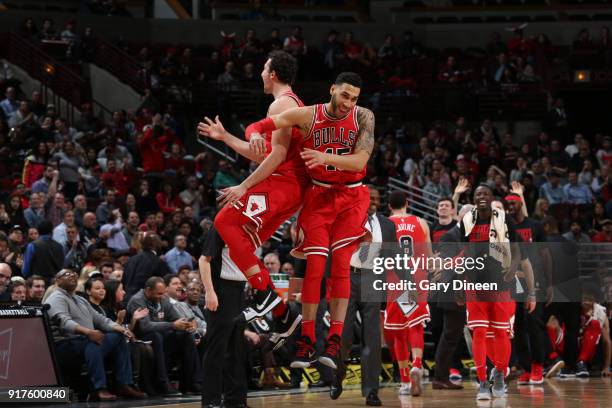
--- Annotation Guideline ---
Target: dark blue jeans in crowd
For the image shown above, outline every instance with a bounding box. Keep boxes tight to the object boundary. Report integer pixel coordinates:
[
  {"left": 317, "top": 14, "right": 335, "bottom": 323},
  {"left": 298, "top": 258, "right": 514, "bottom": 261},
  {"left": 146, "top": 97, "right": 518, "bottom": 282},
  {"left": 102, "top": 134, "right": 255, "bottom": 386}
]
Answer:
[{"left": 55, "top": 332, "right": 133, "bottom": 391}]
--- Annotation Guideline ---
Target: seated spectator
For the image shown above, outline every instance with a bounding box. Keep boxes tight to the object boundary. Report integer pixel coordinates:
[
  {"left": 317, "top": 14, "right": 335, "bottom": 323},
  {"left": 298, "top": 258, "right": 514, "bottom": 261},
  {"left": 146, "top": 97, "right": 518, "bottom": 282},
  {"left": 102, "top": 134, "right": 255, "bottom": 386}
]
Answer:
[
  {"left": 263, "top": 253, "right": 281, "bottom": 274},
  {"left": 164, "top": 274, "right": 205, "bottom": 339},
  {"left": 437, "top": 56, "right": 464, "bottom": 83},
  {"left": 40, "top": 18, "right": 57, "bottom": 41},
  {"left": 7, "top": 277, "right": 27, "bottom": 303},
  {"left": 213, "top": 159, "right": 241, "bottom": 191},
  {"left": 164, "top": 235, "right": 194, "bottom": 274},
  {"left": 122, "top": 232, "right": 171, "bottom": 301},
  {"left": 86, "top": 275, "right": 107, "bottom": 317},
  {"left": 80, "top": 212, "right": 98, "bottom": 247},
  {"left": 0, "top": 86, "right": 19, "bottom": 118},
  {"left": 100, "top": 210, "right": 130, "bottom": 253},
  {"left": 101, "top": 159, "right": 130, "bottom": 197},
  {"left": 563, "top": 221, "right": 592, "bottom": 243},
  {"left": 156, "top": 183, "right": 181, "bottom": 215},
  {"left": 96, "top": 189, "right": 117, "bottom": 229},
  {"left": 424, "top": 169, "right": 451, "bottom": 202},
  {"left": 574, "top": 28, "right": 594, "bottom": 51},
  {"left": 53, "top": 210, "right": 76, "bottom": 247},
  {"left": 9, "top": 101, "right": 38, "bottom": 131},
  {"left": 592, "top": 219, "right": 612, "bottom": 243},
  {"left": 126, "top": 276, "right": 201, "bottom": 395},
  {"left": 26, "top": 274, "right": 46, "bottom": 304},
  {"left": 46, "top": 269, "right": 146, "bottom": 401},
  {"left": 539, "top": 171, "right": 567, "bottom": 205},
  {"left": 22, "top": 220, "right": 64, "bottom": 283},
  {"left": 563, "top": 171, "right": 594, "bottom": 205},
  {"left": 0, "top": 262, "right": 11, "bottom": 301},
  {"left": 64, "top": 225, "right": 87, "bottom": 272}
]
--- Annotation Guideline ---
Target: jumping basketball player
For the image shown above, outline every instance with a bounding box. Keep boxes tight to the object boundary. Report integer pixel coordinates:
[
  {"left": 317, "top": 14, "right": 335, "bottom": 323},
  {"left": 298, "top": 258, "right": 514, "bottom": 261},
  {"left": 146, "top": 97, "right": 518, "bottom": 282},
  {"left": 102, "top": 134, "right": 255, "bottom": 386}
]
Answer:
[
  {"left": 239, "top": 72, "right": 374, "bottom": 371},
  {"left": 383, "top": 191, "right": 433, "bottom": 397},
  {"left": 197, "top": 51, "right": 305, "bottom": 343}
]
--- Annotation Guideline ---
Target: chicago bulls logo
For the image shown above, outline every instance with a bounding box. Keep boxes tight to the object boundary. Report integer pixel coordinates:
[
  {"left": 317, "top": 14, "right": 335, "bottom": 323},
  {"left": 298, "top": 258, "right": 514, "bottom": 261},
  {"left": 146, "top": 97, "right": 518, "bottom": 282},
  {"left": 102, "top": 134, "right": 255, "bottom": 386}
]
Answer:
[{"left": 244, "top": 194, "right": 268, "bottom": 217}]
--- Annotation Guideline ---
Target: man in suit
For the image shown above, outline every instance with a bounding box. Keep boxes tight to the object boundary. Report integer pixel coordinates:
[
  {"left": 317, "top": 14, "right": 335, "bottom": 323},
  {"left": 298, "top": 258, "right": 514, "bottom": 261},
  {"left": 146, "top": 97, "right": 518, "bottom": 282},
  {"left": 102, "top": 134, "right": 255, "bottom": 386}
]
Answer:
[{"left": 330, "top": 186, "right": 400, "bottom": 406}]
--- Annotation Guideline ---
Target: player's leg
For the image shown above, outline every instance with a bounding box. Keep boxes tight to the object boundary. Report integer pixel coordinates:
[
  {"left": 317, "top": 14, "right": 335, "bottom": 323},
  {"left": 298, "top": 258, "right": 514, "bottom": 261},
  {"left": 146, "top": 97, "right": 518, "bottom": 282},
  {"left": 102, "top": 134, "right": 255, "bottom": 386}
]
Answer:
[
  {"left": 576, "top": 319, "right": 602, "bottom": 377},
  {"left": 490, "top": 301, "right": 514, "bottom": 398},
  {"left": 407, "top": 322, "right": 426, "bottom": 397},
  {"left": 467, "top": 301, "right": 491, "bottom": 400},
  {"left": 391, "top": 329, "right": 412, "bottom": 395}
]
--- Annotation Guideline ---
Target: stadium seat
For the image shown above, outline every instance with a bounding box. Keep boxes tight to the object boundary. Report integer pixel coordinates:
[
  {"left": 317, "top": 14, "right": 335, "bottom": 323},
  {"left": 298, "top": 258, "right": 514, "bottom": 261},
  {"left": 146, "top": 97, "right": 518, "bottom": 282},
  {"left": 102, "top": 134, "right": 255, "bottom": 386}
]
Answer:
[
  {"left": 414, "top": 17, "right": 435, "bottom": 24},
  {"left": 509, "top": 16, "right": 531, "bottom": 23},
  {"left": 288, "top": 15, "right": 310, "bottom": 22},
  {"left": 534, "top": 15, "right": 557, "bottom": 22},
  {"left": 485, "top": 16, "right": 508, "bottom": 23},
  {"left": 437, "top": 16, "right": 460, "bottom": 24},
  {"left": 461, "top": 16, "right": 483, "bottom": 23},
  {"left": 312, "top": 15, "right": 333, "bottom": 22},
  {"left": 335, "top": 16, "right": 357, "bottom": 23}
]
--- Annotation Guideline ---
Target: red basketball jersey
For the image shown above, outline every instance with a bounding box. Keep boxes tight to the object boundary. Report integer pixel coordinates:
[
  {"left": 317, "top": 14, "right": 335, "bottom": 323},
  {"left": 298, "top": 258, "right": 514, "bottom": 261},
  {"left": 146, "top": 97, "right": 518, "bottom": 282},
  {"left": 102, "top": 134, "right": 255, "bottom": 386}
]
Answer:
[
  {"left": 268, "top": 91, "right": 307, "bottom": 177},
  {"left": 303, "top": 104, "right": 365, "bottom": 184},
  {"left": 389, "top": 215, "right": 428, "bottom": 259}
]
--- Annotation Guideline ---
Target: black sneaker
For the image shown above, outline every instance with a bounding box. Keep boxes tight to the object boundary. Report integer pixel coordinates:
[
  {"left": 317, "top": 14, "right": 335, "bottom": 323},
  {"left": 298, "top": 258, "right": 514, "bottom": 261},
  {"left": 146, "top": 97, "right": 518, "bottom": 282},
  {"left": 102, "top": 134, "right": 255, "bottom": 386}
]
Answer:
[
  {"left": 290, "top": 336, "right": 316, "bottom": 368},
  {"left": 559, "top": 368, "right": 576, "bottom": 378},
  {"left": 241, "top": 286, "right": 282, "bottom": 323},
  {"left": 575, "top": 361, "right": 589, "bottom": 378},
  {"left": 267, "top": 303, "right": 302, "bottom": 351},
  {"left": 318, "top": 334, "right": 342, "bottom": 370}
]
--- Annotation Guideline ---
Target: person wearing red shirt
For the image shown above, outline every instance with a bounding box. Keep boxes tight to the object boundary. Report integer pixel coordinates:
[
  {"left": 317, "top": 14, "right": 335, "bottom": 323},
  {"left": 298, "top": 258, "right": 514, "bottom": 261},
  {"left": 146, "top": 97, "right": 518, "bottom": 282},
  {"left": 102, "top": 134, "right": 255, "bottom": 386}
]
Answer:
[
  {"left": 155, "top": 183, "right": 181, "bottom": 215},
  {"left": 101, "top": 159, "right": 129, "bottom": 197},
  {"left": 592, "top": 220, "right": 612, "bottom": 243},
  {"left": 138, "top": 121, "right": 181, "bottom": 175}
]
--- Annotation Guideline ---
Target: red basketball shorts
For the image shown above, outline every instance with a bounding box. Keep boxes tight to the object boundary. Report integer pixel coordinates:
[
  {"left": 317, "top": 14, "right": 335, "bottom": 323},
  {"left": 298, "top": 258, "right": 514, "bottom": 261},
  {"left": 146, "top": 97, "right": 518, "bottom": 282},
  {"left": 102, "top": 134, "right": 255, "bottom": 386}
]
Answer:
[
  {"left": 466, "top": 290, "right": 515, "bottom": 335},
  {"left": 225, "top": 173, "right": 309, "bottom": 246},
  {"left": 291, "top": 184, "right": 370, "bottom": 259}
]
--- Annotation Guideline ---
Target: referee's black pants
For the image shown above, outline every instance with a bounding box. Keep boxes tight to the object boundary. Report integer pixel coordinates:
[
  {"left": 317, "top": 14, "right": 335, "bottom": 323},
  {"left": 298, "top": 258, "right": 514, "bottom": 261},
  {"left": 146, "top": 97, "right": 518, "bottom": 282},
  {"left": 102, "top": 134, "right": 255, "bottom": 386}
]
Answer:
[
  {"left": 201, "top": 279, "right": 247, "bottom": 407},
  {"left": 434, "top": 306, "right": 466, "bottom": 381},
  {"left": 514, "top": 301, "right": 547, "bottom": 369}
]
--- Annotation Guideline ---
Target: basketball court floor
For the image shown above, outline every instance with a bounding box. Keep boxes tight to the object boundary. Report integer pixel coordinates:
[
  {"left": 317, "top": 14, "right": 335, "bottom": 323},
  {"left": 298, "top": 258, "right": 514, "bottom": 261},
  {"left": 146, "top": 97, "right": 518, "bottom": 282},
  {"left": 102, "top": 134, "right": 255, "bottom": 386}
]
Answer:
[{"left": 61, "top": 377, "right": 611, "bottom": 408}]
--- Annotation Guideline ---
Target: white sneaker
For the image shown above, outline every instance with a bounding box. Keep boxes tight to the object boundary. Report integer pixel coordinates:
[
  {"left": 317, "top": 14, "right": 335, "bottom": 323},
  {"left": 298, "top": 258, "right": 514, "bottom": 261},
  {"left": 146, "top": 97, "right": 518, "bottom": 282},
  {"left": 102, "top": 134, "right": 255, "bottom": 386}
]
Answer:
[
  {"left": 410, "top": 367, "right": 423, "bottom": 396},
  {"left": 476, "top": 382, "right": 492, "bottom": 400},
  {"left": 399, "top": 382, "right": 411, "bottom": 395}
]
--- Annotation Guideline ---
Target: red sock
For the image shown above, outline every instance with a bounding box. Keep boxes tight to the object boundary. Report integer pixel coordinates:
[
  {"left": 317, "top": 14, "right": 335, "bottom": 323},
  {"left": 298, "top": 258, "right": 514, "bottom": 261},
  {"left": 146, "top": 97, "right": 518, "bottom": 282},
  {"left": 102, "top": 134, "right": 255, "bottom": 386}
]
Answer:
[
  {"left": 578, "top": 320, "right": 601, "bottom": 363},
  {"left": 472, "top": 327, "right": 488, "bottom": 382},
  {"left": 329, "top": 320, "right": 344, "bottom": 338},
  {"left": 493, "top": 329, "right": 511, "bottom": 374},
  {"left": 486, "top": 334, "right": 496, "bottom": 365},
  {"left": 247, "top": 272, "right": 268, "bottom": 291},
  {"left": 400, "top": 367, "right": 411, "bottom": 383},
  {"left": 412, "top": 357, "right": 423, "bottom": 369},
  {"left": 302, "top": 320, "right": 315, "bottom": 342}
]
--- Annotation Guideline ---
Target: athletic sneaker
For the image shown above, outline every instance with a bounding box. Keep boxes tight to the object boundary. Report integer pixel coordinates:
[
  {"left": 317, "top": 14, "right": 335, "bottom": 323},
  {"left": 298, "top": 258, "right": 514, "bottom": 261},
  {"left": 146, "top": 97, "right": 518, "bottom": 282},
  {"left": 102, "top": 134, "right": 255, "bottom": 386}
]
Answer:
[
  {"left": 575, "top": 361, "right": 589, "bottom": 378},
  {"left": 318, "top": 334, "right": 342, "bottom": 370},
  {"left": 410, "top": 367, "right": 423, "bottom": 397},
  {"left": 491, "top": 369, "right": 506, "bottom": 398},
  {"left": 449, "top": 368, "right": 462, "bottom": 381},
  {"left": 544, "top": 357, "right": 565, "bottom": 378},
  {"left": 241, "top": 286, "right": 282, "bottom": 323},
  {"left": 290, "top": 336, "right": 316, "bottom": 369},
  {"left": 476, "top": 382, "right": 492, "bottom": 401},
  {"left": 530, "top": 363, "right": 544, "bottom": 385},
  {"left": 398, "top": 383, "right": 411, "bottom": 395},
  {"left": 266, "top": 303, "right": 302, "bottom": 351},
  {"left": 559, "top": 368, "right": 576, "bottom": 378},
  {"left": 517, "top": 372, "right": 531, "bottom": 385}
]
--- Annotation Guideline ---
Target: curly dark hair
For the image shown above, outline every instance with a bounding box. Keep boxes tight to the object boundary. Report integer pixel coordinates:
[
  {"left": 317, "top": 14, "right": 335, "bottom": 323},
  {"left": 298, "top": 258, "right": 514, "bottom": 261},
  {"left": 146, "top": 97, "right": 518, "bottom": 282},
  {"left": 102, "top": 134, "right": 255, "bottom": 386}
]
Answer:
[
  {"left": 334, "top": 72, "right": 362, "bottom": 88},
  {"left": 268, "top": 50, "right": 298, "bottom": 86}
]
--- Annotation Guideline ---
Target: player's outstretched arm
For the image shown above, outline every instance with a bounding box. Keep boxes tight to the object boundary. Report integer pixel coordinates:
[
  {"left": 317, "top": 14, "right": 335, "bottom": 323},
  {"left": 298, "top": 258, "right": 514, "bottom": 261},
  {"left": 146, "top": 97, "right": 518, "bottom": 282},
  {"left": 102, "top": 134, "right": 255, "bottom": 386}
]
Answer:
[
  {"left": 301, "top": 107, "right": 374, "bottom": 172},
  {"left": 198, "top": 116, "right": 265, "bottom": 163}
]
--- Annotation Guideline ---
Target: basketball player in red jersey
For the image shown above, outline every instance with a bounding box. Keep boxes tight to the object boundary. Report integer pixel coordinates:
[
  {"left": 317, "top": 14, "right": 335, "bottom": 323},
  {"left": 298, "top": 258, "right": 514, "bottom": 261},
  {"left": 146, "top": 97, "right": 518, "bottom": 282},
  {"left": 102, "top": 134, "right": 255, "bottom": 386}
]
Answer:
[
  {"left": 383, "top": 191, "right": 433, "bottom": 397},
  {"left": 197, "top": 51, "right": 305, "bottom": 343},
  {"left": 240, "top": 72, "right": 374, "bottom": 371}
]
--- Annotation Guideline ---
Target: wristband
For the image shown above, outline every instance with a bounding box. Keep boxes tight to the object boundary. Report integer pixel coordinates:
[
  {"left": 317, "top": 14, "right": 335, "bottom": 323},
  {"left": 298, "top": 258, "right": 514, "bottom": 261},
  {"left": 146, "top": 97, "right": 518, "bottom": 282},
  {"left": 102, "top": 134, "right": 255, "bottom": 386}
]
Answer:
[{"left": 245, "top": 118, "right": 277, "bottom": 140}]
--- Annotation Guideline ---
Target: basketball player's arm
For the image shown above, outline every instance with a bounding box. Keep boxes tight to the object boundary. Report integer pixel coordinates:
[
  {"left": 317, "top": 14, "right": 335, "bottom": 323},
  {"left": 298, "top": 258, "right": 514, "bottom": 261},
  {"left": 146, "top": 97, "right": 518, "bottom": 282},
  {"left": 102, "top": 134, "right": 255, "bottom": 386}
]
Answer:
[
  {"left": 418, "top": 218, "right": 435, "bottom": 259},
  {"left": 301, "top": 107, "right": 375, "bottom": 171},
  {"left": 197, "top": 116, "right": 265, "bottom": 163},
  {"left": 247, "top": 106, "right": 314, "bottom": 135},
  {"left": 198, "top": 255, "right": 218, "bottom": 311},
  {"left": 218, "top": 98, "right": 295, "bottom": 207}
]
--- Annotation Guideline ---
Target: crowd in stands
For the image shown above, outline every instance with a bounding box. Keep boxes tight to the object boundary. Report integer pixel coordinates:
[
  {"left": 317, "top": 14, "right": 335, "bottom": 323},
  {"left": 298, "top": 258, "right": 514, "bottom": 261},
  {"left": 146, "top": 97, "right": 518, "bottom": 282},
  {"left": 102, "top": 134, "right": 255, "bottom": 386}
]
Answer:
[{"left": 0, "top": 14, "right": 610, "bottom": 401}]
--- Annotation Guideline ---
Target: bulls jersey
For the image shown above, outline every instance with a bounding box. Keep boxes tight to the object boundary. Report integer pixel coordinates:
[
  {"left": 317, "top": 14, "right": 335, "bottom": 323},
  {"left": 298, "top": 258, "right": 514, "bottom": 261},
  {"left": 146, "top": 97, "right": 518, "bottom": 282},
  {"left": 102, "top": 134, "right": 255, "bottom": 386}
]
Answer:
[
  {"left": 430, "top": 220, "right": 455, "bottom": 252},
  {"left": 250, "top": 91, "right": 307, "bottom": 178},
  {"left": 390, "top": 215, "right": 428, "bottom": 260},
  {"left": 304, "top": 104, "right": 365, "bottom": 184}
]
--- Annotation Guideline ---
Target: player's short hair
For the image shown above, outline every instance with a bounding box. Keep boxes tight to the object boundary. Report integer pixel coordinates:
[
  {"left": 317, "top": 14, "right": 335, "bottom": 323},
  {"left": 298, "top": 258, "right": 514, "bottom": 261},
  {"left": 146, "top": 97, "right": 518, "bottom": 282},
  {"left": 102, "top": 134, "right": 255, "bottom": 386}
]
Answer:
[
  {"left": 334, "top": 72, "right": 362, "bottom": 89},
  {"left": 268, "top": 50, "right": 298, "bottom": 86},
  {"left": 474, "top": 184, "right": 493, "bottom": 195},
  {"left": 437, "top": 197, "right": 454, "bottom": 209},
  {"left": 388, "top": 191, "right": 407, "bottom": 210}
]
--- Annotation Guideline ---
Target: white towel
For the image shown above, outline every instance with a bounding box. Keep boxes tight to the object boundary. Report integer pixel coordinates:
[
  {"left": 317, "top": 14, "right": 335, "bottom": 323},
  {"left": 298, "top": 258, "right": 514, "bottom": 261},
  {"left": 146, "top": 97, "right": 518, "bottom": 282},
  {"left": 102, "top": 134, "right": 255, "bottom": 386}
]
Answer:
[{"left": 462, "top": 204, "right": 511, "bottom": 270}]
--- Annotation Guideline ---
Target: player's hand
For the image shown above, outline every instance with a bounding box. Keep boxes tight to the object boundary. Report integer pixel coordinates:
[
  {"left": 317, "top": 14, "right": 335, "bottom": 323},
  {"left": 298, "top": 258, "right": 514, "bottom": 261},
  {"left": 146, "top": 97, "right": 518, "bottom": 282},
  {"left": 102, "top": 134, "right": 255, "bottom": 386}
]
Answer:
[
  {"left": 197, "top": 115, "right": 227, "bottom": 141},
  {"left": 510, "top": 181, "right": 524, "bottom": 196},
  {"left": 217, "top": 184, "right": 247, "bottom": 208},
  {"left": 525, "top": 297, "right": 536, "bottom": 314},
  {"left": 249, "top": 133, "right": 267, "bottom": 157},
  {"left": 602, "top": 368, "right": 611, "bottom": 377},
  {"left": 301, "top": 148, "right": 326, "bottom": 169},
  {"left": 206, "top": 291, "right": 219, "bottom": 311},
  {"left": 454, "top": 177, "right": 470, "bottom": 195},
  {"left": 545, "top": 286, "right": 554, "bottom": 307}
]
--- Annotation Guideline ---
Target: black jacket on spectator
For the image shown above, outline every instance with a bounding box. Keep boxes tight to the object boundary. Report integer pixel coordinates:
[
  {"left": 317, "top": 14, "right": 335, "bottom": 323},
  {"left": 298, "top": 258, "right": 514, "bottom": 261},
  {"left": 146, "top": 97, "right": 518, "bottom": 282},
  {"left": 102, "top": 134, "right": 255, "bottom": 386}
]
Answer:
[
  {"left": 122, "top": 250, "right": 171, "bottom": 301},
  {"left": 23, "top": 236, "right": 65, "bottom": 283}
]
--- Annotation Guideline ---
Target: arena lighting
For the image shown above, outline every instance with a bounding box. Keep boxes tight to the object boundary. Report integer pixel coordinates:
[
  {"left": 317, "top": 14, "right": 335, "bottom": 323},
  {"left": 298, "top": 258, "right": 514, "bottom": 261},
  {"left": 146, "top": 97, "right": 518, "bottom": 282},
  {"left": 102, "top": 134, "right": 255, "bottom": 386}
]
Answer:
[
  {"left": 574, "top": 70, "right": 591, "bottom": 83},
  {"left": 44, "top": 63, "right": 55, "bottom": 75}
]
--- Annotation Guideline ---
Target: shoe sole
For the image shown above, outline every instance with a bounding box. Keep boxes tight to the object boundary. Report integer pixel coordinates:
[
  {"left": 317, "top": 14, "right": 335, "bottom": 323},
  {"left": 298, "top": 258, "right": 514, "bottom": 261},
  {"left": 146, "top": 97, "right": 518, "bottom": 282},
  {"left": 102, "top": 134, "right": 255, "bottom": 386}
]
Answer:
[
  {"left": 410, "top": 369, "right": 422, "bottom": 397},
  {"left": 517, "top": 380, "right": 531, "bottom": 385},
  {"left": 318, "top": 356, "right": 338, "bottom": 370},
  {"left": 476, "top": 393, "right": 492, "bottom": 401},
  {"left": 530, "top": 378, "right": 544, "bottom": 385},
  {"left": 290, "top": 360, "right": 312, "bottom": 369},
  {"left": 576, "top": 372, "right": 589, "bottom": 378},
  {"left": 545, "top": 360, "right": 565, "bottom": 378},
  {"left": 492, "top": 387, "right": 505, "bottom": 398},
  {"left": 330, "top": 385, "right": 343, "bottom": 400},
  {"left": 272, "top": 314, "right": 303, "bottom": 351},
  {"left": 449, "top": 375, "right": 462, "bottom": 381},
  {"left": 245, "top": 296, "right": 283, "bottom": 323}
]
